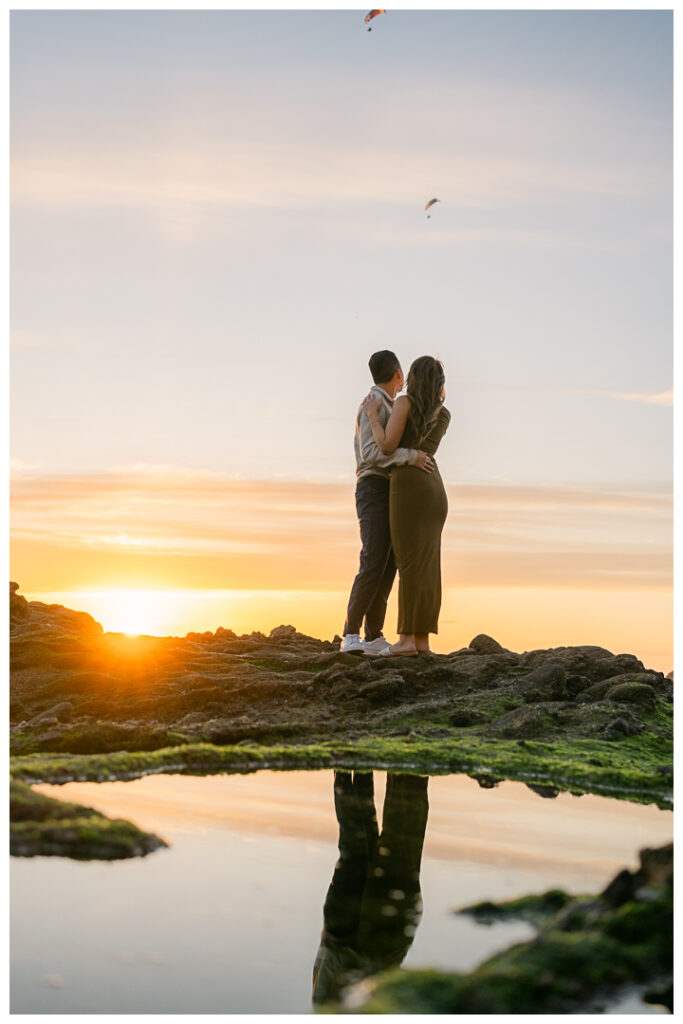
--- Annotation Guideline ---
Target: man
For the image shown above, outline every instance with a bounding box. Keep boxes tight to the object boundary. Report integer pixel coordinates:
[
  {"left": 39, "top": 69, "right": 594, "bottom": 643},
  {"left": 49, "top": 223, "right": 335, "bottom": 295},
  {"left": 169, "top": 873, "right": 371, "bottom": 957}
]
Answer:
[{"left": 341, "top": 350, "right": 433, "bottom": 655}]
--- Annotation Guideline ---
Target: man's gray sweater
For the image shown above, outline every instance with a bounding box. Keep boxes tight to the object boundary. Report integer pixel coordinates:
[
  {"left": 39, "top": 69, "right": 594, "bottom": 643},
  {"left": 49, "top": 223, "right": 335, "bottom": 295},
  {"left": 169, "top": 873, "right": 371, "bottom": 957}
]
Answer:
[{"left": 354, "top": 385, "right": 418, "bottom": 482}]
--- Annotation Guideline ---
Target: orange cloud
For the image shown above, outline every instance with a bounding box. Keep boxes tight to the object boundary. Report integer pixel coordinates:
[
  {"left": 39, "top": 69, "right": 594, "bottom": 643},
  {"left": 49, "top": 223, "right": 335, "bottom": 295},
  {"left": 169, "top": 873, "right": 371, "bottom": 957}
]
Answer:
[{"left": 10, "top": 469, "right": 672, "bottom": 594}]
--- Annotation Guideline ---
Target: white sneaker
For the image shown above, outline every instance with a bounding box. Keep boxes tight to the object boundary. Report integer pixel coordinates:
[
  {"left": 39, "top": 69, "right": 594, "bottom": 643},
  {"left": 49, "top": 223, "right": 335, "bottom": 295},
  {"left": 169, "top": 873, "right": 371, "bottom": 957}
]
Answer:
[
  {"left": 362, "top": 635, "right": 391, "bottom": 657},
  {"left": 340, "top": 633, "right": 365, "bottom": 654}
]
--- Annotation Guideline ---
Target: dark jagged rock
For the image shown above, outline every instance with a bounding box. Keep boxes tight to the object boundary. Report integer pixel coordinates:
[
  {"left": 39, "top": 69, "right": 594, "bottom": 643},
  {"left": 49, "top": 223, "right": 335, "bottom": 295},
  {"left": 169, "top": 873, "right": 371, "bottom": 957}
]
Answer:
[
  {"left": 468, "top": 634, "right": 506, "bottom": 654},
  {"left": 601, "top": 868, "right": 635, "bottom": 908},
  {"left": 596, "top": 652, "right": 647, "bottom": 678},
  {"left": 576, "top": 679, "right": 614, "bottom": 703},
  {"left": 603, "top": 715, "right": 644, "bottom": 741},
  {"left": 10, "top": 581, "right": 29, "bottom": 622},
  {"left": 606, "top": 671, "right": 666, "bottom": 689},
  {"left": 215, "top": 626, "right": 237, "bottom": 640},
  {"left": 605, "top": 681, "right": 656, "bottom": 709},
  {"left": 448, "top": 709, "right": 489, "bottom": 727},
  {"left": 565, "top": 673, "right": 591, "bottom": 697},
  {"left": 578, "top": 672, "right": 667, "bottom": 705},
  {"left": 268, "top": 624, "right": 308, "bottom": 642},
  {"left": 636, "top": 843, "right": 674, "bottom": 887},
  {"left": 517, "top": 662, "right": 566, "bottom": 702},
  {"left": 25, "top": 701, "right": 73, "bottom": 728},
  {"left": 522, "top": 644, "right": 613, "bottom": 665},
  {"left": 489, "top": 704, "right": 563, "bottom": 739},
  {"left": 357, "top": 672, "right": 404, "bottom": 703},
  {"left": 10, "top": 585, "right": 103, "bottom": 640}
]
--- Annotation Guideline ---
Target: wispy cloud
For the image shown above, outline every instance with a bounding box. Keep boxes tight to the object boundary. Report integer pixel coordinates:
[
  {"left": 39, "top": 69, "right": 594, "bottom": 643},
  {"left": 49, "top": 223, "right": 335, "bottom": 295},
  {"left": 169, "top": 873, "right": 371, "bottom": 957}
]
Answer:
[
  {"left": 568, "top": 388, "right": 673, "bottom": 406},
  {"left": 11, "top": 123, "right": 664, "bottom": 218},
  {"left": 9, "top": 458, "right": 42, "bottom": 473},
  {"left": 10, "top": 468, "right": 672, "bottom": 593}
]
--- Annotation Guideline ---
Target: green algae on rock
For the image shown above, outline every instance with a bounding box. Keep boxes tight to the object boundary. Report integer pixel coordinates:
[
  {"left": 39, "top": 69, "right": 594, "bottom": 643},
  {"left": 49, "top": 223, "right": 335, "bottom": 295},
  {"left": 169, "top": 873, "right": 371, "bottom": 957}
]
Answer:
[
  {"left": 9, "top": 731, "right": 673, "bottom": 807},
  {"left": 457, "top": 888, "right": 573, "bottom": 926},
  {"left": 326, "top": 843, "right": 673, "bottom": 1014},
  {"left": 10, "top": 780, "right": 167, "bottom": 860}
]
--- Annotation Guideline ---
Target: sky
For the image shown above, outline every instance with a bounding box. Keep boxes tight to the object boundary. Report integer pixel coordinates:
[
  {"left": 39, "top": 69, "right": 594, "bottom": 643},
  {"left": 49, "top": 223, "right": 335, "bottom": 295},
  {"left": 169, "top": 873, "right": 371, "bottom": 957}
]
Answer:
[{"left": 9, "top": 9, "right": 673, "bottom": 668}]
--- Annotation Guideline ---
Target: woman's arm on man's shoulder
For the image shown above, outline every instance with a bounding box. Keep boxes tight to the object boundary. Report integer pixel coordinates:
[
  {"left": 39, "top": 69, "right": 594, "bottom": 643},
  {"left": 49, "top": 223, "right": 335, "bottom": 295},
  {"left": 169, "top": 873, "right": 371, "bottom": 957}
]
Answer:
[{"left": 361, "top": 394, "right": 410, "bottom": 455}]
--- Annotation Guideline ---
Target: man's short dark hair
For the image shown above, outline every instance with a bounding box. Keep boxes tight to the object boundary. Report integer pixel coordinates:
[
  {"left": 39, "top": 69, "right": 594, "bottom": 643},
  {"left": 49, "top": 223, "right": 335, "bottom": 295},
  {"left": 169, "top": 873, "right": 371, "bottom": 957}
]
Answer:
[{"left": 368, "top": 350, "right": 400, "bottom": 385}]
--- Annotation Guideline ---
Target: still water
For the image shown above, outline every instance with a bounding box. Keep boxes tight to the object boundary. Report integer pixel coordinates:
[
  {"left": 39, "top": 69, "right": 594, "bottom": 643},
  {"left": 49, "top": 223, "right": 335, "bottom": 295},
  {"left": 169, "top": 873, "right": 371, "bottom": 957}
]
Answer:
[{"left": 11, "top": 770, "right": 672, "bottom": 1014}]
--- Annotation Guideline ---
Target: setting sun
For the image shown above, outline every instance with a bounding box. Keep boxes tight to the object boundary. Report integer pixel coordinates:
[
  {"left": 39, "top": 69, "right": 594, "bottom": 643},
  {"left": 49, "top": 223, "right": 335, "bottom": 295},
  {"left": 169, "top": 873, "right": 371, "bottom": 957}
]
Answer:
[{"left": 67, "top": 588, "right": 178, "bottom": 637}]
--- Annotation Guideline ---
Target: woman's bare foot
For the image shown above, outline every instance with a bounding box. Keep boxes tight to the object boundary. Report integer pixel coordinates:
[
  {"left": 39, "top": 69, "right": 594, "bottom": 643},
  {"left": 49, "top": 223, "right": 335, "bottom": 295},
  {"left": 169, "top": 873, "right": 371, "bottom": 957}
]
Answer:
[
  {"left": 389, "top": 641, "right": 418, "bottom": 656},
  {"left": 380, "top": 638, "right": 418, "bottom": 656}
]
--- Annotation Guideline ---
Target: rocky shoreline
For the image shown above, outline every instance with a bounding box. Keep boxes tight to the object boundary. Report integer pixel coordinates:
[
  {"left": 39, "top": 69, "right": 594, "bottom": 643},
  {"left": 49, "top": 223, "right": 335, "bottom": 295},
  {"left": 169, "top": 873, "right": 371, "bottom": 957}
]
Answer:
[{"left": 10, "top": 581, "right": 673, "bottom": 857}]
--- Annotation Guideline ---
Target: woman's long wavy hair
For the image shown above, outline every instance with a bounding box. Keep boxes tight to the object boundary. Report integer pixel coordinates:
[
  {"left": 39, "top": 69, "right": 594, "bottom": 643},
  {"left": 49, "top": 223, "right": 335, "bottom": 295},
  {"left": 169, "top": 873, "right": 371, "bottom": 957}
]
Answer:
[{"left": 405, "top": 356, "right": 445, "bottom": 444}]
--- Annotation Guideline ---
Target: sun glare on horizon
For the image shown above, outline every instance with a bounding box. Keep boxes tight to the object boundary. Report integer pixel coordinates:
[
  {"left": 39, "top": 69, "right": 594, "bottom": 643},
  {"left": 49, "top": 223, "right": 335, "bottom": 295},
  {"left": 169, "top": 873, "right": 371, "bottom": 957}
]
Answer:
[
  {"left": 25, "top": 587, "right": 350, "bottom": 641},
  {"left": 74, "top": 588, "right": 177, "bottom": 637},
  {"left": 20, "top": 584, "right": 673, "bottom": 674}
]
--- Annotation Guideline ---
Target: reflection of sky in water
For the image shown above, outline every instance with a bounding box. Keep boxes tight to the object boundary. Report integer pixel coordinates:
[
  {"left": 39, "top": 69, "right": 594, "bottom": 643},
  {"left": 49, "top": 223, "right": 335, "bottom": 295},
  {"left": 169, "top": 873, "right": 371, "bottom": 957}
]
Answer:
[{"left": 11, "top": 771, "right": 672, "bottom": 1014}]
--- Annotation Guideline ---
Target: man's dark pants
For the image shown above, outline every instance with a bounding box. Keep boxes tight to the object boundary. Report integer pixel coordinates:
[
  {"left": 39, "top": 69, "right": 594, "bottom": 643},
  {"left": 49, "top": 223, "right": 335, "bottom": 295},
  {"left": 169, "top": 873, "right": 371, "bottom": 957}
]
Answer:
[{"left": 343, "top": 475, "right": 396, "bottom": 642}]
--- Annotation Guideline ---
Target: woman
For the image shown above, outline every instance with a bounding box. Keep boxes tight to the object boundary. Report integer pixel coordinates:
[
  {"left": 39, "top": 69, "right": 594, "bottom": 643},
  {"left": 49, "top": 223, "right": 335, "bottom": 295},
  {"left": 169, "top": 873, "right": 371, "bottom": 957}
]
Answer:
[{"left": 362, "top": 356, "right": 450, "bottom": 655}]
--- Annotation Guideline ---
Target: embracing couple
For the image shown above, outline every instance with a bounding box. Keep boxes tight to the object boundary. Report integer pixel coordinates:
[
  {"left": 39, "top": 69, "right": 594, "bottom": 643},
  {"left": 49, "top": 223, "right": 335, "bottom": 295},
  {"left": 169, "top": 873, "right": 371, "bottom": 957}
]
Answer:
[{"left": 341, "top": 350, "right": 450, "bottom": 657}]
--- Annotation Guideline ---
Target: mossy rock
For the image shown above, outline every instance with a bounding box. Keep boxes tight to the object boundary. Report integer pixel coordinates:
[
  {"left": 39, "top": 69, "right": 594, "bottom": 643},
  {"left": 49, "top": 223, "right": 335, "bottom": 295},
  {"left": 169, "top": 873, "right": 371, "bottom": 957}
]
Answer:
[
  {"left": 9, "top": 780, "right": 167, "bottom": 860},
  {"left": 333, "top": 845, "right": 673, "bottom": 1014},
  {"left": 517, "top": 663, "right": 567, "bottom": 702},
  {"left": 576, "top": 680, "right": 614, "bottom": 703},
  {"left": 458, "top": 888, "right": 572, "bottom": 926},
  {"left": 487, "top": 705, "right": 559, "bottom": 739},
  {"left": 9, "top": 727, "right": 674, "bottom": 808},
  {"left": 606, "top": 682, "right": 657, "bottom": 709}
]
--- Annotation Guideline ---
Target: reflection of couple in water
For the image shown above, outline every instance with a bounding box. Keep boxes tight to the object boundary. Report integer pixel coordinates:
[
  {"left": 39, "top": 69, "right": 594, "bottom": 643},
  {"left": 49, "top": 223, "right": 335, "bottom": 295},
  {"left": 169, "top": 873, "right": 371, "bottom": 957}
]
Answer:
[
  {"left": 340, "top": 350, "right": 450, "bottom": 657},
  {"left": 312, "top": 771, "right": 430, "bottom": 1006}
]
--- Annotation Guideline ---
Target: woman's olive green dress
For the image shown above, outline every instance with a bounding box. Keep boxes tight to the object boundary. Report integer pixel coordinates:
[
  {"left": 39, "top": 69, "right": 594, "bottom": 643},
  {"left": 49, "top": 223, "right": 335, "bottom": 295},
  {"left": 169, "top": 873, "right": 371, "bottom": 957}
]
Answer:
[{"left": 390, "top": 405, "right": 451, "bottom": 635}]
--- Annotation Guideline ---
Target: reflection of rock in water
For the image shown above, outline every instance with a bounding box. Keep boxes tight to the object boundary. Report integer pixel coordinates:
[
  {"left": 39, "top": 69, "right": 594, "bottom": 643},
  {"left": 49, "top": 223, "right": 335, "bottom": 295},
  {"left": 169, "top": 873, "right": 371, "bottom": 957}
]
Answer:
[
  {"left": 525, "top": 783, "right": 560, "bottom": 799},
  {"left": 312, "top": 771, "right": 429, "bottom": 1006},
  {"left": 470, "top": 774, "right": 502, "bottom": 790}
]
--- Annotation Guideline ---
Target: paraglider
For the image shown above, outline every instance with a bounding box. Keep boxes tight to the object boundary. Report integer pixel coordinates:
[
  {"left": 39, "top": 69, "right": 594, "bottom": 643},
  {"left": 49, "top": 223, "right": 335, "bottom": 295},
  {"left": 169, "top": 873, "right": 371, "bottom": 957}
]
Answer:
[
  {"left": 425, "top": 197, "right": 440, "bottom": 218},
  {"left": 365, "top": 9, "right": 385, "bottom": 31}
]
